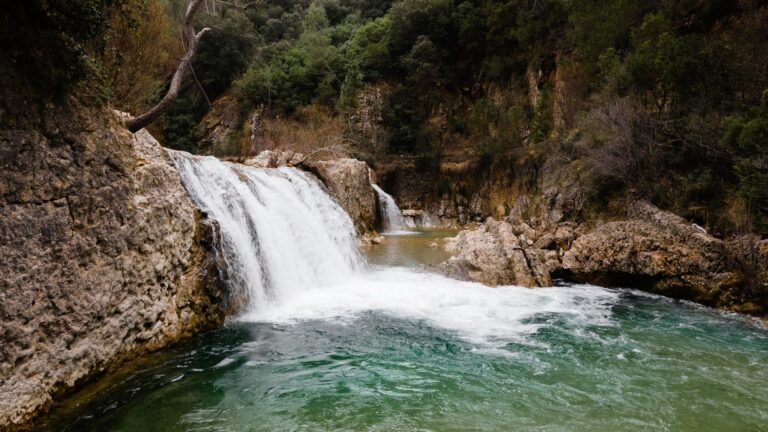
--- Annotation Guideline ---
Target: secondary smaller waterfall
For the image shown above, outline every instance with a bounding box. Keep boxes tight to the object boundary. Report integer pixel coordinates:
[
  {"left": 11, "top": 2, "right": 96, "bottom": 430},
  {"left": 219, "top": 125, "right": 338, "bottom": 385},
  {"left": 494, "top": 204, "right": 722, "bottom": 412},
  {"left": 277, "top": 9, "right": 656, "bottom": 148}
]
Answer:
[{"left": 372, "top": 185, "right": 411, "bottom": 233}]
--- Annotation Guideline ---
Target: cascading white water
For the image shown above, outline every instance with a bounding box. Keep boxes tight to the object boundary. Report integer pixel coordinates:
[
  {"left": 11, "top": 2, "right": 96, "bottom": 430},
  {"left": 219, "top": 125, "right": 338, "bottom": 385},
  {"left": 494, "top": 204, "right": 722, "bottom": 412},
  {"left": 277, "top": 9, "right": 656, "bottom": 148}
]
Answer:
[
  {"left": 372, "top": 184, "right": 412, "bottom": 233},
  {"left": 169, "top": 150, "right": 362, "bottom": 312}
]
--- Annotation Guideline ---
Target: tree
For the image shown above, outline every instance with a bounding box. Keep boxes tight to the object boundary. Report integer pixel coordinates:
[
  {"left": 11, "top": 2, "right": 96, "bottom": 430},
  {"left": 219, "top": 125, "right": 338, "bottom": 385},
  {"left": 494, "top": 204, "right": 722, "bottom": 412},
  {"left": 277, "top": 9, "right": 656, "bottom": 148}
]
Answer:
[
  {"left": 125, "top": 0, "right": 211, "bottom": 132},
  {"left": 102, "top": 0, "right": 180, "bottom": 113},
  {"left": 722, "top": 91, "right": 768, "bottom": 230}
]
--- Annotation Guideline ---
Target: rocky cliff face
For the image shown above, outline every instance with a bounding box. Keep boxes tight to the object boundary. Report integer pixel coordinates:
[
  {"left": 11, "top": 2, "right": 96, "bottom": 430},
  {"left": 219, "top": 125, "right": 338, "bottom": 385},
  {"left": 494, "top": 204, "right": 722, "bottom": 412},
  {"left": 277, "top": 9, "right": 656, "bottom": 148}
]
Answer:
[
  {"left": 0, "top": 103, "right": 225, "bottom": 429},
  {"left": 377, "top": 158, "right": 490, "bottom": 226}
]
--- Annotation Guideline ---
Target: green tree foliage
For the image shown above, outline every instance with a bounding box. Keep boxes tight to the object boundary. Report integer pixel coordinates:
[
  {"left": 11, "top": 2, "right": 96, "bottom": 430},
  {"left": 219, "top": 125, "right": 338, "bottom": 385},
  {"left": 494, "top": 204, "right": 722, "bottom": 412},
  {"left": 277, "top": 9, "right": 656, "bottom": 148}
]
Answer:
[
  {"left": 722, "top": 92, "right": 768, "bottom": 230},
  {"left": 567, "top": 0, "right": 649, "bottom": 79},
  {"left": 194, "top": 9, "right": 258, "bottom": 99},
  {"left": 234, "top": 2, "right": 344, "bottom": 113},
  {"left": 132, "top": 0, "right": 767, "bottom": 234}
]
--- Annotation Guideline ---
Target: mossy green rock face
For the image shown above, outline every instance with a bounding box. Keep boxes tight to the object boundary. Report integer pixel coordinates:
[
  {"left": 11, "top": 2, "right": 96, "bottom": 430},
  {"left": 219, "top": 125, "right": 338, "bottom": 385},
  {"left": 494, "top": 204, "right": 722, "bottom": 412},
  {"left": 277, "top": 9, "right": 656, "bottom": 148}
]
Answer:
[{"left": 0, "top": 104, "right": 225, "bottom": 430}]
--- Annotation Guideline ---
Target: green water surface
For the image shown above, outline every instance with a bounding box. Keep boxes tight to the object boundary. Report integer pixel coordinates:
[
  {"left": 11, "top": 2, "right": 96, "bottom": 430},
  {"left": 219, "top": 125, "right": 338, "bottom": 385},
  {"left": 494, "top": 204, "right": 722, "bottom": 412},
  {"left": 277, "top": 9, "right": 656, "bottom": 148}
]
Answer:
[{"left": 41, "top": 231, "right": 768, "bottom": 432}]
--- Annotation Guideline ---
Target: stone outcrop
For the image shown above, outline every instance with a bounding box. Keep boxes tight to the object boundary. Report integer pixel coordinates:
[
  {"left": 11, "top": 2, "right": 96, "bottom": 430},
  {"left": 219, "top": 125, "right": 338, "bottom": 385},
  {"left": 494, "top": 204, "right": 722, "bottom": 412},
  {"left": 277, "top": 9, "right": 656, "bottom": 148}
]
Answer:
[
  {"left": 0, "top": 104, "right": 225, "bottom": 430},
  {"left": 350, "top": 83, "right": 392, "bottom": 156},
  {"left": 561, "top": 201, "right": 739, "bottom": 303},
  {"left": 242, "top": 149, "right": 304, "bottom": 168},
  {"left": 438, "top": 200, "right": 765, "bottom": 316},
  {"left": 303, "top": 158, "right": 377, "bottom": 235},
  {"left": 197, "top": 94, "right": 242, "bottom": 156},
  {"left": 438, "top": 218, "right": 552, "bottom": 287}
]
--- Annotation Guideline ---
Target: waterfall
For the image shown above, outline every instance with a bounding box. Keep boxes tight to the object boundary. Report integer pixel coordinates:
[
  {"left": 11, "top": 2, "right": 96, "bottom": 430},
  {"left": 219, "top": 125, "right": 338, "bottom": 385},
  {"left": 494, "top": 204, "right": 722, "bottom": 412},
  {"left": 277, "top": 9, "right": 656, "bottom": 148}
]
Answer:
[
  {"left": 372, "top": 184, "right": 411, "bottom": 233},
  {"left": 169, "top": 150, "right": 362, "bottom": 312}
]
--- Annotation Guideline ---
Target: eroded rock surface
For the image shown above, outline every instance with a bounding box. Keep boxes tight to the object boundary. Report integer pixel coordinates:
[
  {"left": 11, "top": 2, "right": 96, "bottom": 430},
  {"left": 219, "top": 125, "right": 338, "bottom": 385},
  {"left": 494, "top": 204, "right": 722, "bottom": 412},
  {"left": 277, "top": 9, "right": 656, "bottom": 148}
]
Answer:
[
  {"left": 197, "top": 94, "right": 242, "bottom": 155},
  {"left": 438, "top": 200, "right": 763, "bottom": 314},
  {"left": 562, "top": 201, "right": 738, "bottom": 303},
  {"left": 242, "top": 149, "right": 304, "bottom": 168},
  {"left": 438, "top": 218, "right": 551, "bottom": 287},
  {"left": 0, "top": 105, "right": 225, "bottom": 429},
  {"left": 303, "top": 158, "right": 377, "bottom": 234}
]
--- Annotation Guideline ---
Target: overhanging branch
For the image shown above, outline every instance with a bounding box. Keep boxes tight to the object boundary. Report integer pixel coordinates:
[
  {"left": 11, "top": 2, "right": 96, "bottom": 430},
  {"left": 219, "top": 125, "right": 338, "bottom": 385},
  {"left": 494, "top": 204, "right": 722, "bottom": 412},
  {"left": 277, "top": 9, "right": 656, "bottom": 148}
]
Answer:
[{"left": 125, "top": 0, "right": 210, "bottom": 132}]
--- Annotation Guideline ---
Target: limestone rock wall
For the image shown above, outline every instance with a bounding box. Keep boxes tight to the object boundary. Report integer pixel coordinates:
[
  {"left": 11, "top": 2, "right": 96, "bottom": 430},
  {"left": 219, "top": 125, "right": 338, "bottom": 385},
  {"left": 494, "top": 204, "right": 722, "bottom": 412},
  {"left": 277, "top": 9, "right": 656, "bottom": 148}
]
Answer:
[
  {"left": 0, "top": 104, "right": 225, "bottom": 429},
  {"left": 303, "top": 158, "right": 377, "bottom": 235}
]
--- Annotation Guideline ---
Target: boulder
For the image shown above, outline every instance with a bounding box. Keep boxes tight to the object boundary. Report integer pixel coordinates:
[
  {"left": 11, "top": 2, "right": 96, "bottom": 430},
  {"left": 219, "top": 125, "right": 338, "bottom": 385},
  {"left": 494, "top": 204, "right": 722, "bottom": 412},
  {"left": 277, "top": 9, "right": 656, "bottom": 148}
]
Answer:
[
  {"left": 0, "top": 106, "right": 225, "bottom": 429},
  {"left": 438, "top": 218, "right": 551, "bottom": 287},
  {"left": 302, "top": 158, "right": 377, "bottom": 235},
  {"left": 533, "top": 233, "right": 556, "bottom": 250},
  {"left": 562, "top": 201, "right": 734, "bottom": 302}
]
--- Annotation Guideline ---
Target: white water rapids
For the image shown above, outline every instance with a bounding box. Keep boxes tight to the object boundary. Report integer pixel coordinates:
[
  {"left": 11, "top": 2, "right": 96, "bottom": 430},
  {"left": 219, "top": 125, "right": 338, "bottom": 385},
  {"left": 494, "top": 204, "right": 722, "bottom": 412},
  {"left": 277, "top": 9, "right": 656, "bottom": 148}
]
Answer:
[{"left": 170, "top": 150, "right": 616, "bottom": 347}]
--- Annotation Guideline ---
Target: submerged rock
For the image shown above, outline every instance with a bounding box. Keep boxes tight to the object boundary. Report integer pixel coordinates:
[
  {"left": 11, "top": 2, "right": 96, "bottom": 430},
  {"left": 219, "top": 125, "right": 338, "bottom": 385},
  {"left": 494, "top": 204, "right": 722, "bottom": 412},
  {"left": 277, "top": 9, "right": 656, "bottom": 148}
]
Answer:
[
  {"left": 0, "top": 106, "right": 226, "bottom": 429},
  {"left": 438, "top": 218, "right": 551, "bottom": 287}
]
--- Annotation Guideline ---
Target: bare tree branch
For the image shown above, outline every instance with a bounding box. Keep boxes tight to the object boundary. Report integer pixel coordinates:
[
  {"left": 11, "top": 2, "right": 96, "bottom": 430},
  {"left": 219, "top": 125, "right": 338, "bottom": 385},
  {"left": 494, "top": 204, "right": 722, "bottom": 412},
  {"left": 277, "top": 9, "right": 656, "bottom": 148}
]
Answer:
[
  {"left": 189, "top": 63, "right": 211, "bottom": 107},
  {"left": 292, "top": 145, "right": 346, "bottom": 166},
  {"left": 214, "top": 0, "right": 262, "bottom": 9},
  {"left": 125, "top": 0, "right": 210, "bottom": 132}
]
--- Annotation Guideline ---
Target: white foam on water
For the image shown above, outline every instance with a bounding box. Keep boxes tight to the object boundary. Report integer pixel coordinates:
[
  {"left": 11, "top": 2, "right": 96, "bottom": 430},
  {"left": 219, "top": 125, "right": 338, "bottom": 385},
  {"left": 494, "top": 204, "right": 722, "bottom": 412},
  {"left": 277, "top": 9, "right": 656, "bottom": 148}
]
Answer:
[
  {"left": 170, "top": 150, "right": 619, "bottom": 347},
  {"left": 240, "top": 267, "right": 619, "bottom": 346}
]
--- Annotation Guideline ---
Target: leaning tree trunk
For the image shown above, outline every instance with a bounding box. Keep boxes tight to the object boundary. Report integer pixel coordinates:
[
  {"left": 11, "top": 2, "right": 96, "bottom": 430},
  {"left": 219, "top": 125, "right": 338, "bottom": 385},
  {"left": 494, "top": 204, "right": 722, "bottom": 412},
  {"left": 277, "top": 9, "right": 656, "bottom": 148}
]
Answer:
[{"left": 125, "top": 0, "right": 210, "bottom": 133}]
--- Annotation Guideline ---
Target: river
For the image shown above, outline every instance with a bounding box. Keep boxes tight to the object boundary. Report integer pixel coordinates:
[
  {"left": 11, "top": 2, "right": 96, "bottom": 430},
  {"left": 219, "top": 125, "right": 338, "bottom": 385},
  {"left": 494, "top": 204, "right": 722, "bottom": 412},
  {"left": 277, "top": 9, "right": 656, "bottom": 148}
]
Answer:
[{"left": 39, "top": 155, "right": 768, "bottom": 431}]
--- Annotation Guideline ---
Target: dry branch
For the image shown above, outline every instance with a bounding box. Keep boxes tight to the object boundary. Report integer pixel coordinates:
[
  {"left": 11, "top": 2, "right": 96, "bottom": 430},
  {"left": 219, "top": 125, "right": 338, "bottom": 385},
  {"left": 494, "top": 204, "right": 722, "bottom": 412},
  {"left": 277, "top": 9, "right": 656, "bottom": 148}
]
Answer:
[{"left": 125, "top": 0, "right": 210, "bottom": 132}]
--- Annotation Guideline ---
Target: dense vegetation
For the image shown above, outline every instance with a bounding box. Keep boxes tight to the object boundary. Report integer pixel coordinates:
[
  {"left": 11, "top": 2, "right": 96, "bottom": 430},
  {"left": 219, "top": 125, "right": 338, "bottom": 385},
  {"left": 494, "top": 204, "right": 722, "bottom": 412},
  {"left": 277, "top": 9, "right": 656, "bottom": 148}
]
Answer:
[{"left": 3, "top": 0, "right": 767, "bottom": 234}]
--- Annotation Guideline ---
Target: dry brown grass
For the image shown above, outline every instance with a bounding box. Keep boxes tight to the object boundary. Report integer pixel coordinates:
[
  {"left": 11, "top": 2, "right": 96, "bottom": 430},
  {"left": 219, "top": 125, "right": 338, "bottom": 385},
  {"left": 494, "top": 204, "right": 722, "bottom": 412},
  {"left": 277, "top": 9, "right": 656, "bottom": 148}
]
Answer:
[{"left": 256, "top": 105, "right": 352, "bottom": 160}]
